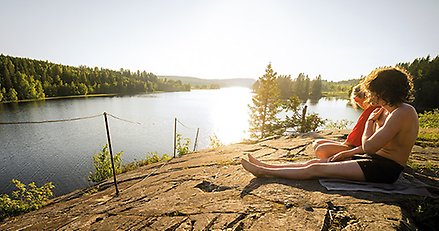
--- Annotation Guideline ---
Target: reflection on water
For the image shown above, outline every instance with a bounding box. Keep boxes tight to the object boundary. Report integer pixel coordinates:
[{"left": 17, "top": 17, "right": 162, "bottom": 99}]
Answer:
[
  {"left": 306, "top": 97, "right": 362, "bottom": 129},
  {"left": 0, "top": 89, "right": 360, "bottom": 195}
]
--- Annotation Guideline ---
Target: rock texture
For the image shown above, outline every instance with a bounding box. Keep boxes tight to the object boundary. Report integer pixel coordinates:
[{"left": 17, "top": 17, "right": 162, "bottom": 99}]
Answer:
[{"left": 1, "top": 131, "right": 438, "bottom": 230}]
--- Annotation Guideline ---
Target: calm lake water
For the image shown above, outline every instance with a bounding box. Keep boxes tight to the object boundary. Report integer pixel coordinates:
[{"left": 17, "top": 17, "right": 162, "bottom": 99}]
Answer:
[{"left": 0, "top": 88, "right": 361, "bottom": 195}]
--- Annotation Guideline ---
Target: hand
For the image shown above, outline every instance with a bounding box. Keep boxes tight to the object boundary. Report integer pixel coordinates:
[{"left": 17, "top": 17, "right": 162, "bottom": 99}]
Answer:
[
  {"left": 368, "top": 107, "right": 384, "bottom": 122},
  {"left": 328, "top": 150, "right": 353, "bottom": 162}
]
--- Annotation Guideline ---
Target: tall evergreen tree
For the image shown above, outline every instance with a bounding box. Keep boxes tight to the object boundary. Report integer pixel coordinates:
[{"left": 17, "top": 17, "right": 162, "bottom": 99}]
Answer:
[
  {"left": 7, "top": 88, "right": 18, "bottom": 101},
  {"left": 310, "top": 75, "right": 322, "bottom": 99},
  {"left": 295, "top": 73, "right": 308, "bottom": 99},
  {"left": 277, "top": 75, "right": 294, "bottom": 99},
  {"left": 249, "top": 63, "right": 281, "bottom": 139},
  {"left": 0, "top": 86, "right": 3, "bottom": 102}
]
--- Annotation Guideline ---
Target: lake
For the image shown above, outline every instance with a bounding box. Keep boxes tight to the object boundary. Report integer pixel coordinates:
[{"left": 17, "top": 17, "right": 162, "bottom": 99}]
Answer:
[{"left": 0, "top": 88, "right": 361, "bottom": 195}]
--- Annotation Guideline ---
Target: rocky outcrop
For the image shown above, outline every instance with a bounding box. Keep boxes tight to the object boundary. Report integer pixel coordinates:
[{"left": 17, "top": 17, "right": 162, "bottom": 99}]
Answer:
[{"left": 1, "top": 131, "right": 438, "bottom": 230}]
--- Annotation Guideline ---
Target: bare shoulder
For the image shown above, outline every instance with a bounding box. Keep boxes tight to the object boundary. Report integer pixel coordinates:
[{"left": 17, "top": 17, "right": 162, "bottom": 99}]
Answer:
[
  {"left": 393, "top": 103, "right": 418, "bottom": 118},
  {"left": 389, "top": 103, "right": 419, "bottom": 129}
]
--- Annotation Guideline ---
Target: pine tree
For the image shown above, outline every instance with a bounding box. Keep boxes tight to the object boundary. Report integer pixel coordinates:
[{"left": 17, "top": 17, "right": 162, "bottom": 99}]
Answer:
[
  {"left": 310, "top": 75, "right": 322, "bottom": 99},
  {"left": 7, "top": 88, "right": 18, "bottom": 101},
  {"left": 295, "top": 73, "right": 308, "bottom": 99},
  {"left": 0, "top": 86, "right": 3, "bottom": 102},
  {"left": 249, "top": 63, "right": 281, "bottom": 139}
]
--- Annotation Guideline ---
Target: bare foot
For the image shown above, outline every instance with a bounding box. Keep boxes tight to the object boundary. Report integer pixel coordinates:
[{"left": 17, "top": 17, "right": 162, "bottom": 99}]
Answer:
[
  {"left": 241, "top": 158, "right": 265, "bottom": 177},
  {"left": 248, "top": 154, "right": 273, "bottom": 168}
]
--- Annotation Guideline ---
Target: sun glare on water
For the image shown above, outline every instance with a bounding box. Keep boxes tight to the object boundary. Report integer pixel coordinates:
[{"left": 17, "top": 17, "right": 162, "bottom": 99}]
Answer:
[{"left": 210, "top": 87, "right": 253, "bottom": 145}]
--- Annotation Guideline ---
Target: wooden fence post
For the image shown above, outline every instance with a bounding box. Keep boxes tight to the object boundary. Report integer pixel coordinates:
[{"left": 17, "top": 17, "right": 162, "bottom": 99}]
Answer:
[
  {"left": 173, "top": 118, "right": 177, "bottom": 158},
  {"left": 103, "top": 112, "right": 119, "bottom": 196},
  {"left": 301, "top": 105, "right": 308, "bottom": 133},
  {"left": 193, "top": 128, "right": 200, "bottom": 152}
]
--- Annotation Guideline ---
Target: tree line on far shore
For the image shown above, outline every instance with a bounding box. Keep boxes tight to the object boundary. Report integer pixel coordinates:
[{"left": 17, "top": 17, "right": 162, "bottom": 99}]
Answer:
[
  {"left": 252, "top": 72, "right": 323, "bottom": 100},
  {"left": 0, "top": 54, "right": 190, "bottom": 102},
  {"left": 255, "top": 55, "right": 439, "bottom": 111}
]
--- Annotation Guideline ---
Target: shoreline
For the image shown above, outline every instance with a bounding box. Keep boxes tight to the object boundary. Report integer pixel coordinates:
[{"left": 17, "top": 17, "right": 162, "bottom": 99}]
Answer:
[{"left": 0, "top": 93, "right": 120, "bottom": 104}]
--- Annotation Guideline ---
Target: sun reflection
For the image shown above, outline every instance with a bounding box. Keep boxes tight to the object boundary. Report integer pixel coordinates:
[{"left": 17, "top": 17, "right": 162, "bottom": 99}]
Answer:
[{"left": 211, "top": 87, "right": 253, "bottom": 145}]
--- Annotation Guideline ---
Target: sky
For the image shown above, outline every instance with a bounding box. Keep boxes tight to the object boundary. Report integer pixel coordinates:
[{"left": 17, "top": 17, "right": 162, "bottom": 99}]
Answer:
[{"left": 1, "top": 0, "right": 438, "bottom": 81}]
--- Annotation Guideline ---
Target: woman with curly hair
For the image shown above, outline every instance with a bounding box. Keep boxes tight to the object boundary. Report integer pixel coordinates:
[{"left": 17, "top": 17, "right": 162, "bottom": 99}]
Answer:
[{"left": 312, "top": 83, "right": 380, "bottom": 159}]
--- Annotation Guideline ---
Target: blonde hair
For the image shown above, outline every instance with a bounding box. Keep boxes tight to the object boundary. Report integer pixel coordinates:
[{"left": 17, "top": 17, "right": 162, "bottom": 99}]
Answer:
[{"left": 350, "top": 83, "right": 366, "bottom": 109}]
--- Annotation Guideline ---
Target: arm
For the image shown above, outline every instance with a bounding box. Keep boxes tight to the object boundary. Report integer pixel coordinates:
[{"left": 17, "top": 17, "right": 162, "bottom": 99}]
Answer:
[
  {"left": 328, "top": 146, "right": 363, "bottom": 162},
  {"left": 362, "top": 108, "right": 402, "bottom": 153}
]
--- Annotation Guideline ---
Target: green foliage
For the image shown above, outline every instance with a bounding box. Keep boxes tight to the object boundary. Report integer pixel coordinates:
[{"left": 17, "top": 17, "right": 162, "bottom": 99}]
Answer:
[
  {"left": 264, "top": 73, "right": 323, "bottom": 100},
  {"left": 398, "top": 55, "right": 439, "bottom": 111},
  {"left": 88, "top": 145, "right": 123, "bottom": 183},
  {"left": 121, "top": 152, "right": 171, "bottom": 173},
  {"left": 282, "top": 96, "right": 326, "bottom": 133},
  {"left": 0, "top": 179, "right": 54, "bottom": 221},
  {"left": 321, "top": 79, "right": 357, "bottom": 99},
  {"left": 144, "top": 151, "right": 170, "bottom": 164},
  {"left": 310, "top": 75, "right": 323, "bottom": 99},
  {"left": 276, "top": 75, "right": 295, "bottom": 100},
  {"left": 0, "top": 54, "right": 190, "bottom": 102},
  {"left": 416, "top": 128, "right": 439, "bottom": 147},
  {"left": 249, "top": 64, "right": 326, "bottom": 138},
  {"left": 418, "top": 109, "right": 439, "bottom": 128},
  {"left": 209, "top": 134, "right": 223, "bottom": 149},
  {"left": 176, "top": 133, "right": 191, "bottom": 157},
  {"left": 294, "top": 73, "right": 310, "bottom": 100},
  {"left": 6, "top": 88, "right": 18, "bottom": 102},
  {"left": 249, "top": 63, "right": 282, "bottom": 138},
  {"left": 325, "top": 119, "right": 353, "bottom": 130}
]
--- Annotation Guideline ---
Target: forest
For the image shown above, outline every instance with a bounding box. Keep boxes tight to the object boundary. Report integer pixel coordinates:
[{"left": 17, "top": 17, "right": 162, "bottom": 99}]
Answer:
[
  {"left": 0, "top": 54, "right": 190, "bottom": 102},
  {"left": 397, "top": 55, "right": 439, "bottom": 111},
  {"left": 1, "top": 54, "right": 438, "bottom": 111},
  {"left": 253, "top": 55, "right": 439, "bottom": 111}
]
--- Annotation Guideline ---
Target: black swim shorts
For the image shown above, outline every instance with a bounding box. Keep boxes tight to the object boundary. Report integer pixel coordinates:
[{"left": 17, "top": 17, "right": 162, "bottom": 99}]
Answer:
[{"left": 352, "top": 154, "right": 404, "bottom": 184}]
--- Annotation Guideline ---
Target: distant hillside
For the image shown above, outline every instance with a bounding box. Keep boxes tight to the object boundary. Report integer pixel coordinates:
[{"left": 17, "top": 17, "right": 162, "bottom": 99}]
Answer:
[{"left": 159, "top": 76, "right": 255, "bottom": 88}]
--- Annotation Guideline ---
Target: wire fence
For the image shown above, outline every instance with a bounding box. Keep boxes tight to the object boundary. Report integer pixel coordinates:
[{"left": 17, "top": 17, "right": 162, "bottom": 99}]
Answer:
[{"left": 0, "top": 112, "right": 210, "bottom": 196}]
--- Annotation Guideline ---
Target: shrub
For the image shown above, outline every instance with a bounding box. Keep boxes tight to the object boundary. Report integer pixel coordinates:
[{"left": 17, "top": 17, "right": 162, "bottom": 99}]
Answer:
[
  {"left": 0, "top": 179, "right": 54, "bottom": 221},
  {"left": 209, "top": 134, "right": 223, "bottom": 149},
  {"left": 325, "top": 119, "right": 353, "bottom": 130},
  {"left": 419, "top": 109, "right": 439, "bottom": 128},
  {"left": 282, "top": 96, "right": 326, "bottom": 133},
  {"left": 176, "top": 133, "right": 191, "bottom": 157},
  {"left": 121, "top": 152, "right": 171, "bottom": 173},
  {"left": 88, "top": 145, "right": 123, "bottom": 183}
]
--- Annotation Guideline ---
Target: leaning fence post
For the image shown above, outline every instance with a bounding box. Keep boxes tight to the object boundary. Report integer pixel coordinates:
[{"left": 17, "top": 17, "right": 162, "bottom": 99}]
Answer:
[
  {"left": 193, "top": 128, "right": 200, "bottom": 152},
  {"left": 301, "top": 105, "right": 308, "bottom": 133},
  {"left": 173, "top": 118, "right": 177, "bottom": 158},
  {"left": 103, "top": 112, "right": 119, "bottom": 196}
]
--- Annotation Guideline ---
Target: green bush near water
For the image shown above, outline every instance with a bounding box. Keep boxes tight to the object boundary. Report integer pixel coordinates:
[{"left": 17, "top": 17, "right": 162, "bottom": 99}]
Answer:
[
  {"left": 121, "top": 152, "right": 171, "bottom": 173},
  {"left": 0, "top": 179, "right": 54, "bottom": 221},
  {"left": 176, "top": 133, "right": 191, "bottom": 157},
  {"left": 88, "top": 145, "right": 123, "bottom": 183}
]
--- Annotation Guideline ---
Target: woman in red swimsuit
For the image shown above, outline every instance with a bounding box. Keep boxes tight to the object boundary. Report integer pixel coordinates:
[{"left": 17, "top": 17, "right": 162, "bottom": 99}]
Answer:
[
  {"left": 312, "top": 84, "right": 379, "bottom": 159},
  {"left": 241, "top": 67, "right": 418, "bottom": 184}
]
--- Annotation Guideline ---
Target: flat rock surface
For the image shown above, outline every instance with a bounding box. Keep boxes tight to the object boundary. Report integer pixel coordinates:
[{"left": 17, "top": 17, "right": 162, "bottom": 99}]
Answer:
[{"left": 1, "top": 131, "right": 438, "bottom": 230}]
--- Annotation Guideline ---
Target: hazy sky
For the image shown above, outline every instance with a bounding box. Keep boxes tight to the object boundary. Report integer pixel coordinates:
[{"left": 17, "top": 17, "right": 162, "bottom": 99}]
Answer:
[{"left": 1, "top": 0, "right": 438, "bottom": 81}]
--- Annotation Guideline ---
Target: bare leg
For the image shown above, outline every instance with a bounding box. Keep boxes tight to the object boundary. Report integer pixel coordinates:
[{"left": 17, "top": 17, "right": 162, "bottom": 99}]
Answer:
[
  {"left": 314, "top": 142, "right": 351, "bottom": 159},
  {"left": 247, "top": 154, "right": 326, "bottom": 168},
  {"left": 241, "top": 158, "right": 365, "bottom": 181}
]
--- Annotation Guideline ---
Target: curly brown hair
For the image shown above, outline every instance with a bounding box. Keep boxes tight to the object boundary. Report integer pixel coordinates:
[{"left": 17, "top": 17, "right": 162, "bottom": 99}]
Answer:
[{"left": 361, "top": 67, "right": 414, "bottom": 106}]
